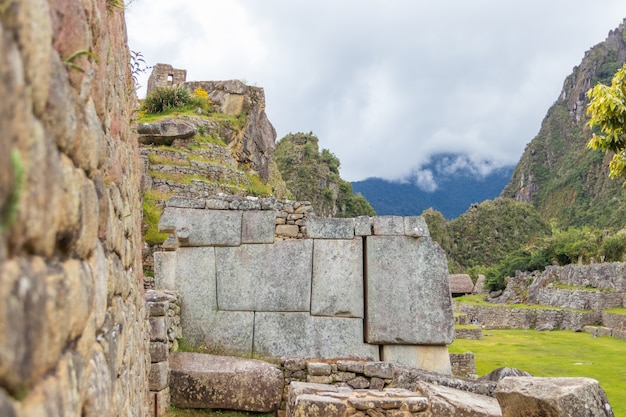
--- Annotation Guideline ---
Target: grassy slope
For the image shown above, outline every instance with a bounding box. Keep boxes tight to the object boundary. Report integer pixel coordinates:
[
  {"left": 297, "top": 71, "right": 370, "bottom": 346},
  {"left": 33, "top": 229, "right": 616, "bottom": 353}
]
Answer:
[{"left": 450, "top": 329, "right": 626, "bottom": 416}]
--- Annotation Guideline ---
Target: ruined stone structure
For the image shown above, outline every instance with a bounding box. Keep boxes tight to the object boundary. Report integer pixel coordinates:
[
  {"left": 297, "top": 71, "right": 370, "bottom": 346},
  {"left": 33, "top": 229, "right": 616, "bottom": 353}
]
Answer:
[
  {"left": 0, "top": 1, "right": 148, "bottom": 416},
  {"left": 154, "top": 195, "right": 455, "bottom": 374},
  {"left": 146, "top": 63, "right": 187, "bottom": 95}
]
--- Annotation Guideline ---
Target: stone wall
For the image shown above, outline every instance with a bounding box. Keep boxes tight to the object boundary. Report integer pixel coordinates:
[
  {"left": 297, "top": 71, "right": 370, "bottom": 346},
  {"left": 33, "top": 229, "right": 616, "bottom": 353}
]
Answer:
[
  {"left": 154, "top": 196, "right": 455, "bottom": 374},
  {"left": 0, "top": 1, "right": 148, "bottom": 416},
  {"left": 449, "top": 353, "right": 477, "bottom": 379},
  {"left": 146, "top": 63, "right": 187, "bottom": 95},
  {"left": 455, "top": 304, "right": 602, "bottom": 331},
  {"left": 535, "top": 287, "right": 624, "bottom": 310}
]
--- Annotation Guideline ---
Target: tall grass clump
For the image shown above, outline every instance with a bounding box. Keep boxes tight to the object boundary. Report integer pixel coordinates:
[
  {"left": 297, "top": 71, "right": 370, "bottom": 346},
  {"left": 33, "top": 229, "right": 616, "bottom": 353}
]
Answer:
[{"left": 142, "top": 86, "right": 192, "bottom": 114}]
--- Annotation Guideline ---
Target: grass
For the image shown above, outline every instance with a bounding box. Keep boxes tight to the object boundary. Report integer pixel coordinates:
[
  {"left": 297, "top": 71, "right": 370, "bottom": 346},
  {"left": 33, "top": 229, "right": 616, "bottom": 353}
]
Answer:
[
  {"left": 604, "top": 307, "right": 626, "bottom": 316},
  {"left": 143, "top": 190, "right": 172, "bottom": 245},
  {"left": 449, "top": 329, "right": 626, "bottom": 416}
]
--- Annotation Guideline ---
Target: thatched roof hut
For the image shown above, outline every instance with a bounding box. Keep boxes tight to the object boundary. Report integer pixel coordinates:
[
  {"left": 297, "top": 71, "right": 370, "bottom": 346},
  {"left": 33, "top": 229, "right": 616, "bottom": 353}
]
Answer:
[{"left": 449, "top": 274, "right": 474, "bottom": 297}]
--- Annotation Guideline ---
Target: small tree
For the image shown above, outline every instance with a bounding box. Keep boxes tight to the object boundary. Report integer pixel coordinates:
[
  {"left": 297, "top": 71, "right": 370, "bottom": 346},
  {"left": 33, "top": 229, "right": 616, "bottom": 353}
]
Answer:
[{"left": 586, "top": 63, "right": 626, "bottom": 181}]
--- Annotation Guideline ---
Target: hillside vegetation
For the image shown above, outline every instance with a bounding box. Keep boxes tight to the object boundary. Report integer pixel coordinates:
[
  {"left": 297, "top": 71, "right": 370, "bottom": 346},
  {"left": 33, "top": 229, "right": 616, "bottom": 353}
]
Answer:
[
  {"left": 425, "top": 20, "right": 626, "bottom": 288},
  {"left": 274, "top": 132, "right": 375, "bottom": 217},
  {"left": 502, "top": 19, "right": 626, "bottom": 230}
]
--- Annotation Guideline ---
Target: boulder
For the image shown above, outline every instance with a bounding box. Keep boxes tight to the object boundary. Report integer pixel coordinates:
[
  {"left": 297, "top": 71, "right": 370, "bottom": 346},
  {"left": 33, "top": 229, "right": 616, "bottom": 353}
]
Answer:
[
  {"left": 495, "top": 377, "right": 614, "bottom": 417},
  {"left": 138, "top": 118, "right": 196, "bottom": 145},
  {"left": 412, "top": 380, "right": 502, "bottom": 417},
  {"left": 168, "top": 352, "right": 283, "bottom": 412},
  {"left": 479, "top": 367, "right": 532, "bottom": 382}
]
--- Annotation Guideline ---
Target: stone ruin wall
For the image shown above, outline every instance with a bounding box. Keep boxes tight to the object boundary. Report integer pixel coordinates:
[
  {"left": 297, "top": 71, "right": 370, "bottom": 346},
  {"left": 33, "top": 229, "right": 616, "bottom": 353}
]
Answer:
[
  {"left": 153, "top": 195, "right": 456, "bottom": 374},
  {"left": 0, "top": 1, "right": 149, "bottom": 416},
  {"left": 146, "top": 63, "right": 187, "bottom": 96}
]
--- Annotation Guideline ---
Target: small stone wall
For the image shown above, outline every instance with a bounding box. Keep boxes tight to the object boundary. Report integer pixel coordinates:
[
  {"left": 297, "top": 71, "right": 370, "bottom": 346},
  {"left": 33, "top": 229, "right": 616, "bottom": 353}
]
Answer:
[
  {"left": 147, "top": 63, "right": 187, "bottom": 95},
  {"left": 154, "top": 196, "right": 454, "bottom": 373},
  {"left": 455, "top": 303, "right": 602, "bottom": 331},
  {"left": 535, "top": 287, "right": 624, "bottom": 310},
  {"left": 454, "top": 327, "right": 483, "bottom": 340},
  {"left": 449, "top": 353, "right": 477, "bottom": 379},
  {"left": 146, "top": 290, "right": 182, "bottom": 415},
  {"left": 601, "top": 311, "right": 626, "bottom": 330}
]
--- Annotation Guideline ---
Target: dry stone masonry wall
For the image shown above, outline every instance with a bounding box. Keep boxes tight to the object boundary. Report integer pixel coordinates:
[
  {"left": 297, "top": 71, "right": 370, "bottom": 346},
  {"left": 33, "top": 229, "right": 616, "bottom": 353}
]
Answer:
[
  {"left": 153, "top": 195, "right": 455, "bottom": 374},
  {"left": 0, "top": 1, "right": 148, "bottom": 416}
]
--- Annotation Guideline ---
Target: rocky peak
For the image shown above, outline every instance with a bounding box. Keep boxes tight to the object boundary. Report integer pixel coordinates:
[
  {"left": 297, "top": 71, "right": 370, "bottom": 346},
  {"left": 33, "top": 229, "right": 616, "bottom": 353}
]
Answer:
[
  {"left": 501, "top": 19, "right": 626, "bottom": 229},
  {"left": 184, "top": 80, "right": 276, "bottom": 180}
]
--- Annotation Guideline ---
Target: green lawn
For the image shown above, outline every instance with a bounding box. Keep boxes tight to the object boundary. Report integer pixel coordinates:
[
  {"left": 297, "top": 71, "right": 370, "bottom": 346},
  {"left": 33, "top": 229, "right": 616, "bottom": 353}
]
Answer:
[{"left": 450, "top": 329, "right": 626, "bottom": 416}]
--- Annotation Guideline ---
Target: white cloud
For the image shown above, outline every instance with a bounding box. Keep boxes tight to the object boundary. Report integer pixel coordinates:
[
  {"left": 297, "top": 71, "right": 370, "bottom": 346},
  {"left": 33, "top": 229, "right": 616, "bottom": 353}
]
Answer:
[{"left": 126, "top": 0, "right": 626, "bottom": 181}]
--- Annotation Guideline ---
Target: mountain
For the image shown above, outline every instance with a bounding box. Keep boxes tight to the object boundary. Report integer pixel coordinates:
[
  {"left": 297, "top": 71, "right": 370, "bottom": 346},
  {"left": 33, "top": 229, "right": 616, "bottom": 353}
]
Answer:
[
  {"left": 274, "top": 132, "right": 375, "bottom": 217},
  {"left": 352, "top": 154, "right": 514, "bottom": 219},
  {"left": 501, "top": 19, "right": 626, "bottom": 230}
]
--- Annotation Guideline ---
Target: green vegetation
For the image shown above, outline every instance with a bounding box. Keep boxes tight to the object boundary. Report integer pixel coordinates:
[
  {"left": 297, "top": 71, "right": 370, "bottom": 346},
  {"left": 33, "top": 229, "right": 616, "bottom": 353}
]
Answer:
[
  {"left": 425, "top": 197, "right": 626, "bottom": 290},
  {"left": 587, "top": 63, "right": 626, "bottom": 182},
  {"left": 143, "top": 190, "right": 172, "bottom": 245},
  {"left": 274, "top": 132, "right": 375, "bottom": 217},
  {"left": 449, "top": 329, "right": 626, "bottom": 416},
  {"left": 604, "top": 307, "right": 626, "bottom": 316},
  {"left": 142, "top": 86, "right": 215, "bottom": 115},
  {"left": 1, "top": 149, "right": 24, "bottom": 233}
]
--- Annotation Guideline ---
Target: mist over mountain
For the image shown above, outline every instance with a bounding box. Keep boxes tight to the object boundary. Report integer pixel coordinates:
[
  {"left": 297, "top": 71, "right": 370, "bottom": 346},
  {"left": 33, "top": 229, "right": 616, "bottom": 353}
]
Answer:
[{"left": 352, "top": 153, "right": 514, "bottom": 219}]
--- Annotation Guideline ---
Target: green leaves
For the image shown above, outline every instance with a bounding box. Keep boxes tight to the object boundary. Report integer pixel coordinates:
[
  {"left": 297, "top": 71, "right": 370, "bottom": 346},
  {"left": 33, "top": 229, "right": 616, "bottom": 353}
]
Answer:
[{"left": 587, "top": 63, "right": 626, "bottom": 181}]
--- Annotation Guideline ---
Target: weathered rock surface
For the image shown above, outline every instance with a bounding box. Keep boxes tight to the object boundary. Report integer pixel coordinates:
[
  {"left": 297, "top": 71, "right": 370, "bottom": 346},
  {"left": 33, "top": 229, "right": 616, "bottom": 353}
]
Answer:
[
  {"left": 287, "top": 382, "right": 428, "bottom": 417},
  {"left": 495, "top": 377, "right": 614, "bottom": 417},
  {"left": 138, "top": 118, "right": 197, "bottom": 145},
  {"left": 169, "top": 352, "right": 283, "bottom": 412},
  {"left": 184, "top": 80, "right": 276, "bottom": 179},
  {"left": 0, "top": 0, "right": 149, "bottom": 415},
  {"left": 478, "top": 368, "right": 532, "bottom": 382},
  {"left": 413, "top": 381, "right": 502, "bottom": 417},
  {"left": 366, "top": 236, "right": 454, "bottom": 345}
]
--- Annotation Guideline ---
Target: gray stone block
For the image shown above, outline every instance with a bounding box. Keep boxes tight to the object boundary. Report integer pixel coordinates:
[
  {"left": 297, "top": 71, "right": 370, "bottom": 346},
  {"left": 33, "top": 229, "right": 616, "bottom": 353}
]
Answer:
[
  {"left": 253, "top": 312, "right": 379, "bottom": 359},
  {"left": 354, "top": 216, "right": 372, "bottom": 236},
  {"left": 175, "top": 247, "right": 216, "bottom": 324},
  {"left": 404, "top": 216, "right": 430, "bottom": 237},
  {"left": 182, "top": 311, "right": 254, "bottom": 357},
  {"left": 242, "top": 210, "right": 276, "bottom": 244},
  {"left": 366, "top": 236, "right": 454, "bottom": 344},
  {"left": 382, "top": 345, "right": 452, "bottom": 375},
  {"left": 153, "top": 250, "right": 177, "bottom": 290},
  {"left": 169, "top": 353, "right": 283, "bottom": 412},
  {"left": 216, "top": 240, "right": 313, "bottom": 311},
  {"left": 311, "top": 239, "right": 363, "bottom": 318},
  {"left": 150, "top": 342, "right": 168, "bottom": 363},
  {"left": 166, "top": 196, "right": 206, "bottom": 208},
  {"left": 159, "top": 207, "right": 242, "bottom": 246},
  {"left": 306, "top": 216, "right": 355, "bottom": 239},
  {"left": 149, "top": 361, "right": 169, "bottom": 391},
  {"left": 372, "top": 216, "right": 404, "bottom": 235}
]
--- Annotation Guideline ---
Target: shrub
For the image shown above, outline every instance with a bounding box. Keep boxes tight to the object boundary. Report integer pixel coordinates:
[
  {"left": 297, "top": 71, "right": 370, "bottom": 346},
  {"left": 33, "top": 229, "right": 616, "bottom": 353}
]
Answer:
[{"left": 142, "top": 86, "right": 192, "bottom": 114}]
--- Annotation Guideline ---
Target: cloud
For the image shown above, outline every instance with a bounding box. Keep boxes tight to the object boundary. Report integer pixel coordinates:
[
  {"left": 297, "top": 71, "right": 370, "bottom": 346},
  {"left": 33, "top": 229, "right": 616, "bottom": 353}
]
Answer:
[{"left": 126, "top": 0, "right": 626, "bottom": 181}]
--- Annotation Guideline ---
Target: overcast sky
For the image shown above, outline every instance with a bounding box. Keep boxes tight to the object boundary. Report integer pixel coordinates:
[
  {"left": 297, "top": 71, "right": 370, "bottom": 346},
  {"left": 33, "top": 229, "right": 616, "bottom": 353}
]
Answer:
[{"left": 126, "top": 1, "right": 626, "bottom": 188}]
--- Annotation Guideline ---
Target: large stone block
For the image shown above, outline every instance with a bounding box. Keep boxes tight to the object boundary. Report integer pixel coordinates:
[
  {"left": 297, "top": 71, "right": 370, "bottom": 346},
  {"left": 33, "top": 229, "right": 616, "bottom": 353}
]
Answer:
[
  {"left": 169, "top": 353, "right": 283, "bottom": 412},
  {"left": 403, "top": 216, "right": 430, "bottom": 237},
  {"left": 495, "top": 377, "right": 614, "bottom": 417},
  {"left": 366, "top": 236, "right": 454, "bottom": 344},
  {"left": 311, "top": 239, "right": 363, "bottom": 318},
  {"left": 159, "top": 207, "right": 242, "bottom": 246},
  {"left": 175, "top": 247, "right": 216, "bottom": 325},
  {"left": 242, "top": 210, "right": 276, "bottom": 243},
  {"left": 216, "top": 240, "right": 313, "bottom": 311},
  {"left": 382, "top": 345, "right": 452, "bottom": 375},
  {"left": 306, "top": 216, "right": 355, "bottom": 239},
  {"left": 413, "top": 380, "right": 502, "bottom": 417},
  {"left": 253, "top": 312, "right": 379, "bottom": 359},
  {"left": 372, "top": 216, "right": 404, "bottom": 235},
  {"left": 182, "top": 311, "right": 254, "bottom": 357},
  {"left": 153, "top": 251, "right": 177, "bottom": 290}
]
